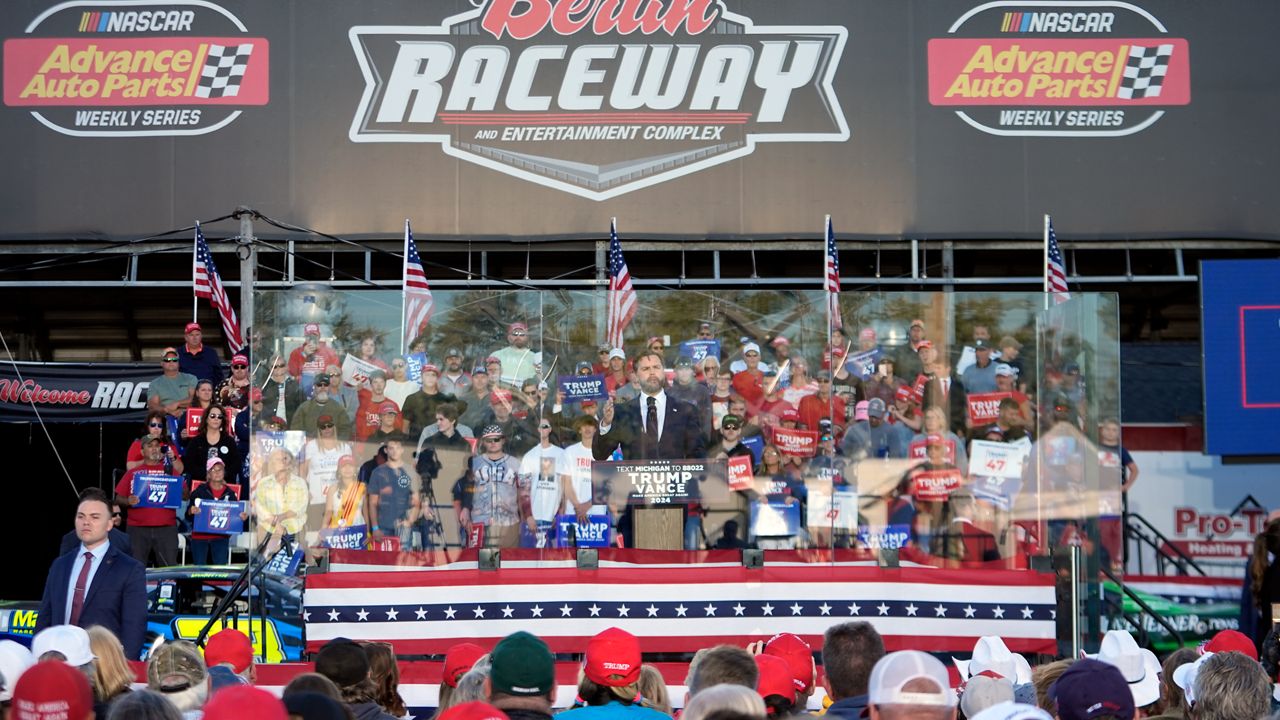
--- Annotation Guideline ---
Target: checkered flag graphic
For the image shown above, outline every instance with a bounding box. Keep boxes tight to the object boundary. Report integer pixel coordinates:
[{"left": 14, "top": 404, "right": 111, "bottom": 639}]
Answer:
[
  {"left": 195, "top": 43, "right": 254, "bottom": 99},
  {"left": 1117, "top": 44, "right": 1173, "bottom": 99}
]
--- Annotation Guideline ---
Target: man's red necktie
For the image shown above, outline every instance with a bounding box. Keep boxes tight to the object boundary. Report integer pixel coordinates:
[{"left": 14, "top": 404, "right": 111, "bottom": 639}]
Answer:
[{"left": 69, "top": 552, "right": 92, "bottom": 625}]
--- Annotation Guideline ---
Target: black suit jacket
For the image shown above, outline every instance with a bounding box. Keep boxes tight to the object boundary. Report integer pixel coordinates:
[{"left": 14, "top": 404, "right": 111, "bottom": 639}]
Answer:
[
  {"left": 922, "top": 373, "right": 968, "bottom": 432},
  {"left": 59, "top": 527, "right": 131, "bottom": 557},
  {"left": 35, "top": 544, "right": 147, "bottom": 659},
  {"left": 593, "top": 393, "right": 706, "bottom": 461}
]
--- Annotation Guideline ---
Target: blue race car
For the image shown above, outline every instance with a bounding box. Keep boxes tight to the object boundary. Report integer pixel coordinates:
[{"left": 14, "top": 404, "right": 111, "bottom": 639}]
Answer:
[{"left": 0, "top": 565, "right": 304, "bottom": 662}]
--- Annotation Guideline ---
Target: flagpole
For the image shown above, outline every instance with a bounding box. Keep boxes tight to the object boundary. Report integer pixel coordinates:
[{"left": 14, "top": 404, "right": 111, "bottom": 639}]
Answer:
[
  {"left": 1043, "top": 214, "right": 1051, "bottom": 294},
  {"left": 609, "top": 216, "right": 617, "bottom": 349},
  {"left": 825, "top": 214, "right": 833, "bottom": 438},
  {"left": 824, "top": 215, "right": 831, "bottom": 341},
  {"left": 192, "top": 222, "right": 200, "bottom": 323},
  {"left": 1043, "top": 214, "right": 1052, "bottom": 312},
  {"left": 401, "top": 219, "right": 410, "bottom": 357}
]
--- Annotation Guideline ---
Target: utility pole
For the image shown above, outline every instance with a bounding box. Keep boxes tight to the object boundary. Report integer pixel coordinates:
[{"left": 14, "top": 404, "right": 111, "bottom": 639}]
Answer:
[{"left": 238, "top": 208, "right": 256, "bottom": 346}]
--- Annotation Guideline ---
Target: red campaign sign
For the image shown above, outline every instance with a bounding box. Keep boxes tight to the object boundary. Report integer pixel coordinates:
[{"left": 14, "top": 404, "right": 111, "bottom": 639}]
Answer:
[
  {"left": 911, "top": 469, "right": 963, "bottom": 501},
  {"left": 908, "top": 437, "right": 956, "bottom": 465},
  {"left": 185, "top": 407, "right": 204, "bottom": 436},
  {"left": 468, "top": 523, "right": 486, "bottom": 548},
  {"left": 967, "top": 392, "right": 1013, "bottom": 425},
  {"left": 913, "top": 374, "right": 929, "bottom": 401},
  {"left": 771, "top": 427, "right": 819, "bottom": 458},
  {"left": 189, "top": 480, "right": 244, "bottom": 497},
  {"left": 726, "top": 455, "right": 754, "bottom": 491}
]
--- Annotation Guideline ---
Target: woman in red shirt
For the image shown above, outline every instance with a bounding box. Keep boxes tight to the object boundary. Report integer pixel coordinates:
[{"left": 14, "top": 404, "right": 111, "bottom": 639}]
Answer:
[{"left": 126, "top": 411, "right": 185, "bottom": 475}]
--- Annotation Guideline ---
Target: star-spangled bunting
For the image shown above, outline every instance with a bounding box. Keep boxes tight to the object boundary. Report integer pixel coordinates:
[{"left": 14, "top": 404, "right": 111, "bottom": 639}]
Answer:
[
  {"left": 825, "top": 216, "right": 843, "bottom": 330},
  {"left": 193, "top": 223, "right": 243, "bottom": 353},
  {"left": 1045, "top": 216, "right": 1070, "bottom": 304},
  {"left": 304, "top": 563, "right": 1056, "bottom": 656},
  {"left": 605, "top": 219, "right": 636, "bottom": 350},
  {"left": 307, "top": 599, "right": 1052, "bottom": 624},
  {"left": 402, "top": 220, "right": 434, "bottom": 352}
]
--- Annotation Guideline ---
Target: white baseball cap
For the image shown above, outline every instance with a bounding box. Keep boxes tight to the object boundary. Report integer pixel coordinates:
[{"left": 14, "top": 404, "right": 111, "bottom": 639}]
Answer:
[
  {"left": 868, "top": 650, "right": 957, "bottom": 708},
  {"left": 742, "top": 342, "right": 762, "bottom": 356},
  {"left": 0, "top": 640, "right": 34, "bottom": 702},
  {"left": 31, "top": 625, "right": 95, "bottom": 667},
  {"left": 1172, "top": 652, "right": 1214, "bottom": 705},
  {"left": 960, "top": 675, "right": 1014, "bottom": 718},
  {"left": 607, "top": 348, "right": 626, "bottom": 361}
]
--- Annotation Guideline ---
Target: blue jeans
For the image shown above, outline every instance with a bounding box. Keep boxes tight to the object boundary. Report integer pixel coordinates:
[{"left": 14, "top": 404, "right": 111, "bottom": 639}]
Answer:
[
  {"left": 685, "top": 516, "right": 703, "bottom": 550},
  {"left": 191, "top": 536, "right": 230, "bottom": 565}
]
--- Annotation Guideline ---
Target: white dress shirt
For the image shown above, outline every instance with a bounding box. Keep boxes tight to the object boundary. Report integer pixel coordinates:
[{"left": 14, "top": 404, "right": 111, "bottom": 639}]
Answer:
[
  {"left": 601, "top": 390, "right": 668, "bottom": 438},
  {"left": 65, "top": 540, "right": 109, "bottom": 623}
]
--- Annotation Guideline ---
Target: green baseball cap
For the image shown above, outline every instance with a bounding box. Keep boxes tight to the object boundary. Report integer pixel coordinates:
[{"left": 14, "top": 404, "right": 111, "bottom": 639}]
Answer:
[{"left": 489, "top": 631, "right": 554, "bottom": 697}]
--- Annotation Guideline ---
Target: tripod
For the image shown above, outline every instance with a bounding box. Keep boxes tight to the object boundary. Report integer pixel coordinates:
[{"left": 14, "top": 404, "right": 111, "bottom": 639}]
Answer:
[{"left": 420, "top": 474, "right": 446, "bottom": 550}]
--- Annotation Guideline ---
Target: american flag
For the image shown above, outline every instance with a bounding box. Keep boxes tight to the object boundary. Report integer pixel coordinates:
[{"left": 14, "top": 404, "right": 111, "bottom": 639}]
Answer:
[
  {"left": 1045, "top": 216, "right": 1070, "bottom": 304},
  {"left": 825, "top": 216, "right": 843, "bottom": 330},
  {"left": 402, "top": 220, "right": 434, "bottom": 352},
  {"left": 606, "top": 219, "right": 636, "bottom": 350},
  {"left": 193, "top": 224, "right": 243, "bottom": 353},
  {"left": 305, "top": 551, "right": 1057, "bottom": 656}
]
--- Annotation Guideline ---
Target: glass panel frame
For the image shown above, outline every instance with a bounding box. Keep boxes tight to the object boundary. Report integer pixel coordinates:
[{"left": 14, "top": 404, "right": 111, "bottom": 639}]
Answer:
[{"left": 245, "top": 285, "right": 1120, "bottom": 644}]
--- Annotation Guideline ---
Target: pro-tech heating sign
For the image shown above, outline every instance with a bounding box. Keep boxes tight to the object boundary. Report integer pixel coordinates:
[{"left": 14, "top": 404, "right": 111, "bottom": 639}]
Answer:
[
  {"left": 3, "top": 0, "right": 268, "bottom": 136},
  {"left": 349, "top": 0, "right": 849, "bottom": 200},
  {"left": 928, "top": 1, "right": 1189, "bottom": 137}
]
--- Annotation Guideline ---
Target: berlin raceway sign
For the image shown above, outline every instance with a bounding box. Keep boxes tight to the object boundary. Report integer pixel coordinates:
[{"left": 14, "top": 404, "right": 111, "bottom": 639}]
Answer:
[{"left": 348, "top": 0, "right": 849, "bottom": 200}]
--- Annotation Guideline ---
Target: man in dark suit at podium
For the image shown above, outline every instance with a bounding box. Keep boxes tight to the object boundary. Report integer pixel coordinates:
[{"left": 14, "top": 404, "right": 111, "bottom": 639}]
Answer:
[
  {"left": 594, "top": 351, "right": 705, "bottom": 462},
  {"left": 594, "top": 351, "right": 705, "bottom": 548},
  {"left": 36, "top": 488, "right": 147, "bottom": 659}
]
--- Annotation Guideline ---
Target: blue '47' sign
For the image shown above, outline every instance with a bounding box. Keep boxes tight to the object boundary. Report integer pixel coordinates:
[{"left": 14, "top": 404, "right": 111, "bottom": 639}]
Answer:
[
  {"left": 132, "top": 473, "right": 183, "bottom": 509},
  {"left": 194, "top": 500, "right": 246, "bottom": 534}
]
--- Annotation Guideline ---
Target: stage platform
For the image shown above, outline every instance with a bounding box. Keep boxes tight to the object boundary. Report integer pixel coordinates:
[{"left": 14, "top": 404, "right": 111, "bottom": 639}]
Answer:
[{"left": 304, "top": 548, "right": 1058, "bottom": 657}]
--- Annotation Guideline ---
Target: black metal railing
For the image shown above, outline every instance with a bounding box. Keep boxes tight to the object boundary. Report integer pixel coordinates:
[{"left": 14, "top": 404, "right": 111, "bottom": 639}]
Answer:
[
  {"left": 1102, "top": 565, "right": 1185, "bottom": 648},
  {"left": 1125, "top": 511, "right": 1206, "bottom": 577}
]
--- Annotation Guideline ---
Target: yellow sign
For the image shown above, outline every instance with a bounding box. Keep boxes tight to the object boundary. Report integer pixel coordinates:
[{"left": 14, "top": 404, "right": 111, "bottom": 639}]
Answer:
[
  {"left": 8, "top": 610, "right": 38, "bottom": 636},
  {"left": 170, "top": 616, "right": 284, "bottom": 663}
]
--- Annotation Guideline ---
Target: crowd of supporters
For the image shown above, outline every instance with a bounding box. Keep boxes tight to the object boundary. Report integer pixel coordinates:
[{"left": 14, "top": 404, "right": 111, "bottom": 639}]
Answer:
[
  {"left": 119, "top": 313, "right": 1130, "bottom": 565},
  {"left": 6, "top": 619, "right": 1280, "bottom": 720}
]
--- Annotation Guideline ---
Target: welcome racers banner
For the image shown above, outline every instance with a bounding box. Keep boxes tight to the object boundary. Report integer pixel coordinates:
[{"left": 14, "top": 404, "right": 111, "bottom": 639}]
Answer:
[
  {"left": 0, "top": 1, "right": 1276, "bottom": 240},
  {"left": 305, "top": 553, "right": 1057, "bottom": 655},
  {"left": 0, "top": 361, "right": 154, "bottom": 423}
]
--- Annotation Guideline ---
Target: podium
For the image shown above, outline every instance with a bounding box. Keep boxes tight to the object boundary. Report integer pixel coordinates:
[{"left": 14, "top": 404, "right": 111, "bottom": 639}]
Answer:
[{"left": 632, "top": 506, "right": 684, "bottom": 550}]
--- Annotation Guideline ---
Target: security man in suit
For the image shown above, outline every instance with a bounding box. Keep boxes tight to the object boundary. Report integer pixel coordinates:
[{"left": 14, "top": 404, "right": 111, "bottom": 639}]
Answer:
[
  {"left": 59, "top": 491, "right": 131, "bottom": 556},
  {"left": 36, "top": 487, "right": 147, "bottom": 659},
  {"left": 595, "top": 350, "right": 706, "bottom": 547}
]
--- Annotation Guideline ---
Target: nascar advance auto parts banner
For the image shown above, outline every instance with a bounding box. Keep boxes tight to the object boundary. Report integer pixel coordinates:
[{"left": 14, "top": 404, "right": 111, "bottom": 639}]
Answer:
[
  {"left": 927, "top": 2, "right": 1189, "bottom": 137},
  {"left": 349, "top": 0, "right": 847, "bottom": 200},
  {"left": 2, "top": 0, "right": 268, "bottom": 136},
  {"left": 0, "top": 362, "right": 153, "bottom": 422},
  {"left": 2, "top": 1, "right": 1274, "bottom": 240}
]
